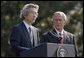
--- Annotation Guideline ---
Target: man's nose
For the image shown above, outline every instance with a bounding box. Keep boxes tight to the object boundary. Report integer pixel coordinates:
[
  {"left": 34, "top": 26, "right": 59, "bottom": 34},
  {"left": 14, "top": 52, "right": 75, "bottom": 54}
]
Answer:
[{"left": 57, "top": 20, "right": 60, "bottom": 23}]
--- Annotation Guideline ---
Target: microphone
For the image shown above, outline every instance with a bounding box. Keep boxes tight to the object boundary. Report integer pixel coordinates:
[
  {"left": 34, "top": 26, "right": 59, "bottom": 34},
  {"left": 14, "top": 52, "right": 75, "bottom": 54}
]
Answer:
[
  {"left": 59, "top": 37, "right": 62, "bottom": 41},
  {"left": 59, "top": 37, "right": 63, "bottom": 44},
  {"left": 48, "top": 32, "right": 62, "bottom": 43}
]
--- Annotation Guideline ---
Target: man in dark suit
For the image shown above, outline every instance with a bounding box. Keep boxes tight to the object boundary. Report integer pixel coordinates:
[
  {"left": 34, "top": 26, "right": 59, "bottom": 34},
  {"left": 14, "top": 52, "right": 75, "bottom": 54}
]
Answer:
[
  {"left": 41, "top": 11, "right": 79, "bottom": 57},
  {"left": 9, "top": 3, "right": 40, "bottom": 56}
]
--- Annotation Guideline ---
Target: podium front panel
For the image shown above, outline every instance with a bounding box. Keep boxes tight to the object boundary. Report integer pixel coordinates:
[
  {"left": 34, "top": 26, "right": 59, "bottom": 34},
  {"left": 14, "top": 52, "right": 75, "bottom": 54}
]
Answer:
[{"left": 46, "top": 43, "right": 75, "bottom": 57}]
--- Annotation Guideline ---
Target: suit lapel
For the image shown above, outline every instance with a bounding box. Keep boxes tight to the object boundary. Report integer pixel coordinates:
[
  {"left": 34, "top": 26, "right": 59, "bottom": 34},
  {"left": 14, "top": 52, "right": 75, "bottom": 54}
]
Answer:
[
  {"left": 21, "top": 22, "right": 31, "bottom": 44},
  {"left": 51, "top": 29, "right": 59, "bottom": 38},
  {"left": 50, "top": 29, "right": 71, "bottom": 44},
  {"left": 49, "top": 29, "right": 60, "bottom": 43},
  {"left": 51, "top": 29, "right": 69, "bottom": 44},
  {"left": 63, "top": 30, "right": 69, "bottom": 44}
]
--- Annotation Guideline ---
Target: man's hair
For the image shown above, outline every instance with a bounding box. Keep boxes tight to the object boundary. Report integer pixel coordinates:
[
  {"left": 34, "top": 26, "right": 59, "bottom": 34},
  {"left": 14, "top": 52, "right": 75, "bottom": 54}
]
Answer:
[
  {"left": 53, "top": 11, "right": 67, "bottom": 21},
  {"left": 20, "top": 3, "right": 39, "bottom": 19}
]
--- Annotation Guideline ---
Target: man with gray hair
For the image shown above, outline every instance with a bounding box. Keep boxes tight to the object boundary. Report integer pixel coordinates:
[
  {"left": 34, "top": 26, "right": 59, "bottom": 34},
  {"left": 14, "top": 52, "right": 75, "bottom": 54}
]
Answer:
[
  {"left": 9, "top": 3, "right": 40, "bottom": 57},
  {"left": 41, "top": 11, "right": 79, "bottom": 57}
]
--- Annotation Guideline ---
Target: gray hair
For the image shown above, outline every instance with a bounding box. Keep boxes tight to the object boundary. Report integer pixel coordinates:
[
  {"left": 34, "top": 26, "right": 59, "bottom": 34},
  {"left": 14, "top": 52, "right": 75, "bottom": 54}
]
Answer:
[
  {"left": 53, "top": 11, "right": 67, "bottom": 21},
  {"left": 20, "top": 3, "right": 39, "bottom": 19}
]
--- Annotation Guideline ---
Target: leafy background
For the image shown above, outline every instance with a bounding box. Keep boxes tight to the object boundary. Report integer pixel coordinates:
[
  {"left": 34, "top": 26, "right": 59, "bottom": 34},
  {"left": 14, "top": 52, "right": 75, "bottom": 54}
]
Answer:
[{"left": 1, "top": 1, "right": 83, "bottom": 57}]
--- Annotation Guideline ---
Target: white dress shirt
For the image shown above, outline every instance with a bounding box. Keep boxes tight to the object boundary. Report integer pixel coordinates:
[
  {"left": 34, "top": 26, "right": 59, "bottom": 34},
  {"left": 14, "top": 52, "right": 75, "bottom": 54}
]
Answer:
[
  {"left": 55, "top": 28, "right": 64, "bottom": 39},
  {"left": 23, "top": 20, "right": 31, "bottom": 32}
]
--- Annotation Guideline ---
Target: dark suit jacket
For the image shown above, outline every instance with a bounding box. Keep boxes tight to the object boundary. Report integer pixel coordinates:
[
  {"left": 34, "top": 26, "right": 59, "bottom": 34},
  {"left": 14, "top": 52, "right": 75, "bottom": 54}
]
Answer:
[
  {"left": 41, "top": 29, "right": 79, "bottom": 57},
  {"left": 9, "top": 22, "right": 40, "bottom": 56}
]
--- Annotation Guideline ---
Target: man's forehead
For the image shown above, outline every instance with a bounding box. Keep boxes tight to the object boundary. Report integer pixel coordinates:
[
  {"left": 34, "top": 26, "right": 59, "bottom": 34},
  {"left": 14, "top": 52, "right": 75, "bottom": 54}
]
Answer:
[
  {"left": 54, "top": 13, "right": 62, "bottom": 16},
  {"left": 53, "top": 14, "right": 63, "bottom": 18},
  {"left": 29, "top": 8, "right": 38, "bottom": 12}
]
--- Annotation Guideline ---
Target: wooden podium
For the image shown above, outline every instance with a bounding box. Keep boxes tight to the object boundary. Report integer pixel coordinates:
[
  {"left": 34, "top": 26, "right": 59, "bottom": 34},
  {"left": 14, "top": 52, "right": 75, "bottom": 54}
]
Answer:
[{"left": 20, "top": 43, "right": 75, "bottom": 57}]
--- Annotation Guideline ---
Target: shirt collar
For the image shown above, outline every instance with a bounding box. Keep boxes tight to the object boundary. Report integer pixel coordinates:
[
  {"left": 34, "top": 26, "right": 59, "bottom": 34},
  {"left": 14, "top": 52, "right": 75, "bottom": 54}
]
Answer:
[
  {"left": 23, "top": 20, "right": 31, "bottom": 30},
  {"left": 55, "top": 28, "right": 64, "bottom": 36}
]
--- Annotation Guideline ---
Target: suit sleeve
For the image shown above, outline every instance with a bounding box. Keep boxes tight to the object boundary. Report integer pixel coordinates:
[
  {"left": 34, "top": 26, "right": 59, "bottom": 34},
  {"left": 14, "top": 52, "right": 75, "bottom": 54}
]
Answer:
[
  {"left": 73, "top": 36, "right": 79, "bottom": 57},
  {"left": 37, "top": 30, "right": 40, "bottom": 44},
  {"left": 9, "top": 27, "right": 30, "bottom": 53}
]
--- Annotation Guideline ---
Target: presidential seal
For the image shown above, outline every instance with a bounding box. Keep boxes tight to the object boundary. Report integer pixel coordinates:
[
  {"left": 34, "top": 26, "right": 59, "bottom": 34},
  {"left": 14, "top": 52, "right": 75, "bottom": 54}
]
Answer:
[{"left": 56, "top": 45, "right": 69, "bottom": 57}]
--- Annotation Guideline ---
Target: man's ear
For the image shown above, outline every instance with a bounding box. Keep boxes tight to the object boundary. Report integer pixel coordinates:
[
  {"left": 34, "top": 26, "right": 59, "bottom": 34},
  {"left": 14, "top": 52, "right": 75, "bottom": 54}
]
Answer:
[{"left": 64, "top": 20, "right": 67, "bottom": 25}]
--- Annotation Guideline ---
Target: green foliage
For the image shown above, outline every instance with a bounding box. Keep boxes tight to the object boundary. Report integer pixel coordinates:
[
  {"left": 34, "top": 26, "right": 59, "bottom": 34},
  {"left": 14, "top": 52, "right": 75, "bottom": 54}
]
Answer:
[{"left": 1, "top": 1, "right": 83, "bottom": 57}]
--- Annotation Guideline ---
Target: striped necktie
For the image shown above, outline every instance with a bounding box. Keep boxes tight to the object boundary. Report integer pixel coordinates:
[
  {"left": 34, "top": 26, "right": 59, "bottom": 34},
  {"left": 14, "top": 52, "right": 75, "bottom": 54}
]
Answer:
[
  {"left": 59, "top": 32, "right": 63, "bottom": 44},
  {"left": 29, "top": 27, "right": 31, "bottom": 34},
  {"left": 29, "top": 27, "right": 34, "bottom": 47}
]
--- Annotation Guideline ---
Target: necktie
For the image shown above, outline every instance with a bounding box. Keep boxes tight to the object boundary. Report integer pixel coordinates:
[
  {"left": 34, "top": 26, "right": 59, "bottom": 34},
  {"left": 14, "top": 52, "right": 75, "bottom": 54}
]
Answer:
[
  {"left": 29, "top": 27, "right": 34, "bottom": 47},
  {"left": 59, "top": 32, "right": 63, "bottom": 44},
  {"left": 29, "top": 27, "right": 31, "bottom": 34}
]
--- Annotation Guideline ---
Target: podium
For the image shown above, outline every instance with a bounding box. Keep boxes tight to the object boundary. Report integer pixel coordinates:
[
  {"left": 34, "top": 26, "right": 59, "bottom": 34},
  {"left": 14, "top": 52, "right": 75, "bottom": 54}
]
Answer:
[{"left": 20, "top": 43, "right": 75, "bottom": 57}]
